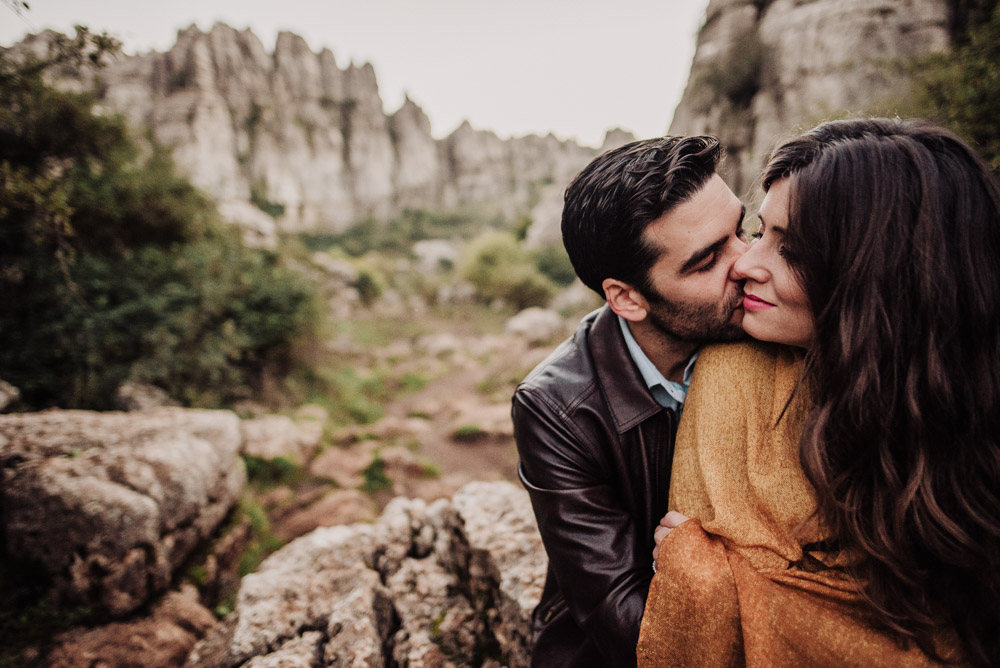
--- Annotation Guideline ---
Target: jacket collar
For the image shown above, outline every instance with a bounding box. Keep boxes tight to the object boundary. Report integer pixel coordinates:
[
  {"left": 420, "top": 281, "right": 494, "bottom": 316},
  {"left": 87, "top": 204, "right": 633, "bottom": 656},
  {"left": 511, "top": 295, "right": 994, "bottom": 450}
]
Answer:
[{"left": 588, "top": 306, "right": 665, "bottom": 433}]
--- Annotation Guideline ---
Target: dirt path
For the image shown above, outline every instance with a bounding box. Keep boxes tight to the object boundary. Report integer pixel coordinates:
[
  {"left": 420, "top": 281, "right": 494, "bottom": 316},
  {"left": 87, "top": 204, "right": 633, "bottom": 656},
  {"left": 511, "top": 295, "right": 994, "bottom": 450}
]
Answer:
[{"left": 384, "top": 361, "right": 520, "bottom": 482}]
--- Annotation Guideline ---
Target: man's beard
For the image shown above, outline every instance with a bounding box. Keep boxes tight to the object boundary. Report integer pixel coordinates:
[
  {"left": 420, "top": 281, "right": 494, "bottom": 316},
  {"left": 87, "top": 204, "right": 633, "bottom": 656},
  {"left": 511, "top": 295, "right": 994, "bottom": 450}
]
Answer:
[{"left": 643, "top": 285, "right": 745, "bottom": 343}]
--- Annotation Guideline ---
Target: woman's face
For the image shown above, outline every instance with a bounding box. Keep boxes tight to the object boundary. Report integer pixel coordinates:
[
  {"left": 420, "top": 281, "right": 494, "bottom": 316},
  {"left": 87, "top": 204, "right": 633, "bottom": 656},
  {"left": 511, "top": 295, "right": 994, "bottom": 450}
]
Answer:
[{"left": 732, "top": 177, "right": 815, "bottom": 349}]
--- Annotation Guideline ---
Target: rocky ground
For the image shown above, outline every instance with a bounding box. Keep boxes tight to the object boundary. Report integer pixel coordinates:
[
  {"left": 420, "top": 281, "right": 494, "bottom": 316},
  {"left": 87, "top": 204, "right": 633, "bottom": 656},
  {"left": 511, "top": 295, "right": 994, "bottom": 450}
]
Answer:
[{"left": 0, "top": 301, "right": 583, "bottom": 667}]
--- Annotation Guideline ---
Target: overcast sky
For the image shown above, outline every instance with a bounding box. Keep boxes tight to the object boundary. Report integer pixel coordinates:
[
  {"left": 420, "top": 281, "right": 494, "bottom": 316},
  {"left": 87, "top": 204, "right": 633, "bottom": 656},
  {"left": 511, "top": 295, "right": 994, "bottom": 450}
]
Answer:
[{"left": 1, "top": 0, "right": 710, "bottom": 147}]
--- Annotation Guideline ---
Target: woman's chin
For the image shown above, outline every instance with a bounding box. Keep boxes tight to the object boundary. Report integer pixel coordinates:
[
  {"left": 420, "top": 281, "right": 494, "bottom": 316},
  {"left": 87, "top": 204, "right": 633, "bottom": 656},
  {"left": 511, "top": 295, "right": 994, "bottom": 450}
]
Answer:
[{"left": 743, "top": 317, "right": 811, "bottom": 349}]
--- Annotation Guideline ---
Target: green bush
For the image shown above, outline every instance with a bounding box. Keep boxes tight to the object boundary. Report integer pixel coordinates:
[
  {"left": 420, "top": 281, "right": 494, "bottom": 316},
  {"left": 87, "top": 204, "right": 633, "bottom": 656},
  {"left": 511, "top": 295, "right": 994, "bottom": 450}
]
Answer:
[
  {"left": 532, "top": 243, "right": 577, "bottom": 286},
  {"left": 0, "top": 37, "right": 320, "bottom": 409},
  {"left": 907, "top": 2, "right": 1000, "bottom": 172},
  {"left": 460, "top": 231, "right": 556, "bottom": 309}
]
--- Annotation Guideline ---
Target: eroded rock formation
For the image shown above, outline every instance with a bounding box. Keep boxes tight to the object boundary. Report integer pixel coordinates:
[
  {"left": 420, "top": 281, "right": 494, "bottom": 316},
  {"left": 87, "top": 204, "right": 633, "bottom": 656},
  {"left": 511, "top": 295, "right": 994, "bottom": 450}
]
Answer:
[
  {"left": 186, "top": 481, "right": 545, "bottom": 668},
  {"left": 16, "top": 24, "right": 622, "bottom": 239},
  {"left": 670, "top": 0, "right": 953, "bottom": 196}
]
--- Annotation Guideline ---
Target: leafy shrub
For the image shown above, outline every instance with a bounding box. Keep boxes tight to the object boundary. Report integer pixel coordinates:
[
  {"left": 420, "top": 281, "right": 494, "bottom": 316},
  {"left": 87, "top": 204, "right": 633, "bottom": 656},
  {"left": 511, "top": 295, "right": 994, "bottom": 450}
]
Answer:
[
  {"left": 532, "top": 243, "right": 577, "bottom": 286},
  {"left": 0, "top": 38, "right": 320, "bottom": 409},
  {"left": 907, "top": 3, "right": 1000, "bottom": 172},
  {"left": 460, "top": 231, "right": 556, "bottom": 309}
]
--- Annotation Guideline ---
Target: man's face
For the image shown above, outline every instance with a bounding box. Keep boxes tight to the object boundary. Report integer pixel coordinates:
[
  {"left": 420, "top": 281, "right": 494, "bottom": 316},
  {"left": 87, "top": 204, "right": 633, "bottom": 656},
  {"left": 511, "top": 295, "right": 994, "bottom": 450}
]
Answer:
[{"left": 639, "top": 174, "right": 748, "bottom": 342}]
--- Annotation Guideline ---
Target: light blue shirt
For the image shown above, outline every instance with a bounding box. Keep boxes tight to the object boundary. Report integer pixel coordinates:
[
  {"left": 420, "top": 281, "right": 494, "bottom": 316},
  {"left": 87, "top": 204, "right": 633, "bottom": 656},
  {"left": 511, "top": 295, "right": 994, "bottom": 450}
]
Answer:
[{"left": 618, "top": 315, "right": 698, "bottom": 415}]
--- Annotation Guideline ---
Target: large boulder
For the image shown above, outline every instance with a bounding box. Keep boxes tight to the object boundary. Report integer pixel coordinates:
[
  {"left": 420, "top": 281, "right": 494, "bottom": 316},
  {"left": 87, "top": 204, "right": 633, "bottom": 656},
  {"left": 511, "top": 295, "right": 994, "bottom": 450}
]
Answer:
[
  {"left": 187, "top": 481, "right": 546, "bottom": 667},
  {"left": 0, "top": 408, "right": 246, "bottom": 616}
]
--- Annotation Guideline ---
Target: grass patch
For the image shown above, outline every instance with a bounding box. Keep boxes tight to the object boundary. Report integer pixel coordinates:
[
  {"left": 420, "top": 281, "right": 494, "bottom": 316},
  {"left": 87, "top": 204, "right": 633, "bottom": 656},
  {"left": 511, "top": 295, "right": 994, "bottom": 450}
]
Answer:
[
  {"left": 237, "top": 498, "right": 285, "bottom": 577},
  {"left": 361, "top": 450, "right": 393, "bottom": 494},
  {"left": 397, "top": 371, "right": 427, "bottom": 393},
  {"left": 242, "top": 455, "right": 304, "bottom": 490},
  {"left": 290, "top": 365, "right": 387, "bottom": 426},
  {"left": 453, "top": 424, "right": 486, "bottom": 442},
  {"left": 336, "top": 317, "right": 430, "bottom": 348}
]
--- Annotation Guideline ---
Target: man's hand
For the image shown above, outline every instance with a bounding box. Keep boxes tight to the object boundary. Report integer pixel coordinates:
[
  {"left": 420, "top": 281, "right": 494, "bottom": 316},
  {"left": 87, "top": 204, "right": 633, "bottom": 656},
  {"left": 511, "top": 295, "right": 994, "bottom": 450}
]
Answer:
[{"left": 652, "top": 511, "right": 690, "bottom": 562}]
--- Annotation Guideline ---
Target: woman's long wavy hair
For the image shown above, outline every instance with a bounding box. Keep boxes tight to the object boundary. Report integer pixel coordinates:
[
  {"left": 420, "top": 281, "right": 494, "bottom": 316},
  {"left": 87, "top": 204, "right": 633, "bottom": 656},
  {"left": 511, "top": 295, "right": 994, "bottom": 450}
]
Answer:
[{"left": 763, "top": 118, "right": 1000, "bottom": 666}]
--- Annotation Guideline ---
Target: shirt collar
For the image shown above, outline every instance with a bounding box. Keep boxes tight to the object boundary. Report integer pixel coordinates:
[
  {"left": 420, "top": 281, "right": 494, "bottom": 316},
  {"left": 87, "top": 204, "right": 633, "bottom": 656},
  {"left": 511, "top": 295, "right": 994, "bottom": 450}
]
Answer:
[{"left": 617, "top": 315, "right": 698, "bottom": 409}]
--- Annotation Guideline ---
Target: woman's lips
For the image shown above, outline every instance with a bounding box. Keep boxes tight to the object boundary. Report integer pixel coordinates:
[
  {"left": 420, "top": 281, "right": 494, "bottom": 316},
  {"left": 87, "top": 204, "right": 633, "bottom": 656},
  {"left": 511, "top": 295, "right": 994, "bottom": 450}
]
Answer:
[{"left": 743, "top": 293, "right": 775, "bottom": 311}]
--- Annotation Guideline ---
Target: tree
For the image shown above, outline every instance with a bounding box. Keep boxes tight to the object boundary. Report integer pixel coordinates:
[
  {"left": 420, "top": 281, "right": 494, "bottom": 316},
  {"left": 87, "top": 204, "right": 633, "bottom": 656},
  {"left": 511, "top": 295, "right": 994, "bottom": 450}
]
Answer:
[{"left": 0, "top": 29, "right": 319, "bottom": 409}]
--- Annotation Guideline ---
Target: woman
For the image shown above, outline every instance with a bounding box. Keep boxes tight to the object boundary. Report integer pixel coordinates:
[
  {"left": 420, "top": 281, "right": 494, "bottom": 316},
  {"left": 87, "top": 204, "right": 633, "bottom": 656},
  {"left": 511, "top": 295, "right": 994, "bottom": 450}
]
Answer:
[{"left": 637, "top": 118, "right": 1000, "bottom": 667}]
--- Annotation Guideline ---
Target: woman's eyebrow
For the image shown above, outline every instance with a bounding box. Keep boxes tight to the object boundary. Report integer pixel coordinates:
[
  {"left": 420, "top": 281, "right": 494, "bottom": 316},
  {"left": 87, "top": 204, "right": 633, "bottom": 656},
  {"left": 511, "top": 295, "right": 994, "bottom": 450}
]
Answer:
[{"left": 757, "top": 213, "right": 786, "bottom": 236}]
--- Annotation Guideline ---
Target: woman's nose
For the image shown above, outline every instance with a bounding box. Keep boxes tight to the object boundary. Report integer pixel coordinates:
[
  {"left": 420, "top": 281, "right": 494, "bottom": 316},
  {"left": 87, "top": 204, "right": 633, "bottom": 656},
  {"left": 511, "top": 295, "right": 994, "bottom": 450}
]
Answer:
[{"left": 731, "top": 243, "right": 768, "bottom": 283}]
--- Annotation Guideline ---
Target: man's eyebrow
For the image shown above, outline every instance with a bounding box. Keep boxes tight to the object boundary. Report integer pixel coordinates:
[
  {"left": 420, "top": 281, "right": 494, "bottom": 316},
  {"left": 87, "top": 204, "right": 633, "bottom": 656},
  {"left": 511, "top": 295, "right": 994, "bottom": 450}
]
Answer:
[{"left": 680, "top": 205, "right": 746, "bottom": 274}]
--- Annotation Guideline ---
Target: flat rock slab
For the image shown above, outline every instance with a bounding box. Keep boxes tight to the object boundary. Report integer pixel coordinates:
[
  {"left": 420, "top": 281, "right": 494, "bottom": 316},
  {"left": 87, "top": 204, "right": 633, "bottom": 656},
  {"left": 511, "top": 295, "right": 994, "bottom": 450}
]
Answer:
[{"left": 0, "top": 408, "right": 246, "bottom": 616}]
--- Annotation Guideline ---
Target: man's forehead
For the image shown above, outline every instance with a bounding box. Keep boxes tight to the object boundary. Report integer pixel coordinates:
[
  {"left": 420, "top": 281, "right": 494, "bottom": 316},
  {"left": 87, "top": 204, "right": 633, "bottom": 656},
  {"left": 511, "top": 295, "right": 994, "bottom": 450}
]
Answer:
[{"left": 644, "top": 175, "right": 741, "bottom": 253}]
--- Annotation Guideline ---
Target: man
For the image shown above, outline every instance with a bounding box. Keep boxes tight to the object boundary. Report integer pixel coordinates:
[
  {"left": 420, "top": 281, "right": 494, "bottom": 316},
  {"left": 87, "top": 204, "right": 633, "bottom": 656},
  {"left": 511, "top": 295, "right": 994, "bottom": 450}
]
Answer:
[{"left": 512, "top": 136, "right": 748, "bottom": 667}]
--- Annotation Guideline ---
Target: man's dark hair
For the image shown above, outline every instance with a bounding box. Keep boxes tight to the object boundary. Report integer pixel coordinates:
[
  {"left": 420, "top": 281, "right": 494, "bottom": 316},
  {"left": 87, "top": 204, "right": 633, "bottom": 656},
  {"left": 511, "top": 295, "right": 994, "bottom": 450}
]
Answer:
[{"left": 561, "top": 135, "right": 722, "bottom": 297}]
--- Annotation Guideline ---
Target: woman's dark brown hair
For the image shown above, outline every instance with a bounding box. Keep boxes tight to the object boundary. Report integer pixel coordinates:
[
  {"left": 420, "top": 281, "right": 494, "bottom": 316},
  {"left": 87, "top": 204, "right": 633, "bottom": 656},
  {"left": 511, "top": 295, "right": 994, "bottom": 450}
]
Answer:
[{"left": 763, "top": 118, "right": 1000, "bottom": 666}]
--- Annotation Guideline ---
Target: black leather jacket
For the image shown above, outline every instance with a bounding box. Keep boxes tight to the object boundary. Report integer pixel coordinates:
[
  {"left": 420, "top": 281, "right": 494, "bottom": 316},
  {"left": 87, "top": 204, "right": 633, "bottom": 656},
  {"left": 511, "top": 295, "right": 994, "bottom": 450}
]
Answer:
[{"left": 512, "top": 306, "right": 677, "bottom": 667}]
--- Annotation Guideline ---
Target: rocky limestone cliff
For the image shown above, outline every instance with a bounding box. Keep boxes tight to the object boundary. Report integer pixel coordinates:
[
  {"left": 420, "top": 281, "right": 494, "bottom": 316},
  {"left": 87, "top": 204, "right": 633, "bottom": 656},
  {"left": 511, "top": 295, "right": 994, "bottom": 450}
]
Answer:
[
  {"left": 670, "top": 0, "right": 954, "bottom": 196},
  {"left": 19, "top": 24, "right": 623, "bottom": 239}
]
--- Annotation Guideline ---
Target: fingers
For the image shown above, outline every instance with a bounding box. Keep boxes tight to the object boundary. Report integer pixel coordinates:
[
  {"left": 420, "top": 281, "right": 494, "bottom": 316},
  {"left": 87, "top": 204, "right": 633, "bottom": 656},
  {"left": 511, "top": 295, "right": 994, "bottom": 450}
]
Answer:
[
  {"left": 660, "top": 510, "right": 690, "bottom": 529},
  {"left": 653, "top": 510, "right": 693, "bottom": 562}
]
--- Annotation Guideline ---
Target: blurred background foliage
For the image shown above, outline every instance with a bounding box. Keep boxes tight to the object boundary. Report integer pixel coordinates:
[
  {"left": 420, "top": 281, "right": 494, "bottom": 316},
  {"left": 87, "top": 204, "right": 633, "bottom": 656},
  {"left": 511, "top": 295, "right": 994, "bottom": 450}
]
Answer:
[
  {"left": 907, "top": 0, "right": 1000, "bottom": 173},
  {"left": 3, "top": 1, "right": 999, "bottom": 412},
  {"left": 0, "top": 28, "right": 321, "bottom": 409}
]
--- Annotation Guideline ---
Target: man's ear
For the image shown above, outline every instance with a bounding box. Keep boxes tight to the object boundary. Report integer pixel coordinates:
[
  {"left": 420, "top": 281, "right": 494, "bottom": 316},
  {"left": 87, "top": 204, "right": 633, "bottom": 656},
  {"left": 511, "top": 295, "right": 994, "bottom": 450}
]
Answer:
[{"left": 602, "top": 278, "right": 649, "bottom": 322}]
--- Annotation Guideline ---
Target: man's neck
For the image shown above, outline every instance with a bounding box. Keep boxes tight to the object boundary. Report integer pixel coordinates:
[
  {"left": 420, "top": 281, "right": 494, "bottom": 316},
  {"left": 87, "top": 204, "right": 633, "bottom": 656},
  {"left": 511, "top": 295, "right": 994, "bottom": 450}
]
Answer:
[{"left": 625, "top": 318, "right": 699, "bottom": 384}]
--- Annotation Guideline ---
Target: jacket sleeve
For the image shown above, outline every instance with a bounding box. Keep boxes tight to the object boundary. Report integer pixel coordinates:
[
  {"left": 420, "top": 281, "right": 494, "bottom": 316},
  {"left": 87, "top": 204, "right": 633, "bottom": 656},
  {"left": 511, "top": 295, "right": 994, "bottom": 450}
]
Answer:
[{"left": 513, "top": 385, "right": 651, "bottom": 668}]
